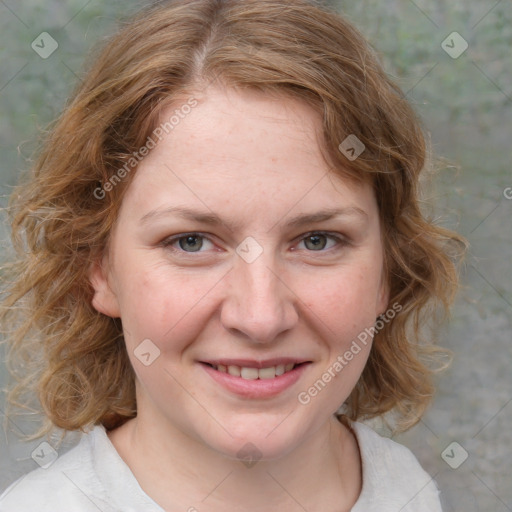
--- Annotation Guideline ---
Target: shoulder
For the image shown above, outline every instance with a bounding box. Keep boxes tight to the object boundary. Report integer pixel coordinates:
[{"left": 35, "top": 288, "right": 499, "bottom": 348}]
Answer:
[
  {"left": 0, "top": 426, "right": 118, "bottom": 512},
  {"left": 349, "top": 421, "right": 442, "bottom": 512}
]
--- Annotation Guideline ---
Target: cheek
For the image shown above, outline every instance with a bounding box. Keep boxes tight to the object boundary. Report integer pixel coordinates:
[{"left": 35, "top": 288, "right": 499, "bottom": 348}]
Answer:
[
  {"left": 114, "top": 260, "right": 205, "bottom": 343},
  {"left": 301, "top": 267, "right": 378, "bottom": 400},
  {"left": 302, "top": 264, "right": 383, "bottom": 336}
]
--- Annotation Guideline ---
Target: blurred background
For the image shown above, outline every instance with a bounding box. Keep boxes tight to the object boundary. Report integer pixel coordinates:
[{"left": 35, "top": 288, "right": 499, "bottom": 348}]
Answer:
[{"left": 0, "top": 0, "right": 510, "bottom": 510}]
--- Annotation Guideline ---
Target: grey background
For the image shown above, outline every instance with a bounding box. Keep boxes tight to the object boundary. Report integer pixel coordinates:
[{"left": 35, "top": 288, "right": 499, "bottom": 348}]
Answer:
[{"left": 1, "top": 0, "right": 511, "bottom": 510}]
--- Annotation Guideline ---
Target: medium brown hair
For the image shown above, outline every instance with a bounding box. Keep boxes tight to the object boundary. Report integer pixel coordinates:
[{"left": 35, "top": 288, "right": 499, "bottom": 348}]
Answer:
[{"left": 1, "top": 0, "right": 465, "bottom": 436}]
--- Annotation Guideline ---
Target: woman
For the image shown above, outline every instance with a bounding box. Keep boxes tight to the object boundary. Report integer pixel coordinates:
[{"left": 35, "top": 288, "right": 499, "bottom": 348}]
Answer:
[{"left": 0, "top": 1, "right": 464, "bottom": 510}]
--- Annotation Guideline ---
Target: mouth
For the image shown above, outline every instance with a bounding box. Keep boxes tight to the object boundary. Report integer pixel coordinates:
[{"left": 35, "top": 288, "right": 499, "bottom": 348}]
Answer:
[
  {"left": 198, "top": 359, "right": 312, "bottom": 398},
  {"left": 202, "top": 361, "right": 307, "bottom": 380}
]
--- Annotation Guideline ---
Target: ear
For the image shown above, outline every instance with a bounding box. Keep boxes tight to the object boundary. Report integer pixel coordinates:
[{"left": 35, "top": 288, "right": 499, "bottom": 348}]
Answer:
[{"left": 89, "top": 255, "right": 121, "bottom": 318}]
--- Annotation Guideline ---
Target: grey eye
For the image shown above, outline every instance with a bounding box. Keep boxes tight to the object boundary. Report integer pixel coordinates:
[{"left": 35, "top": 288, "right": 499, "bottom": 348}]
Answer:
[
  {"left": 304, "top": 234, "right": 327, "bottom": 251},
  {"left": 178, "top": 235, "right": 204, "bottom": 252}
]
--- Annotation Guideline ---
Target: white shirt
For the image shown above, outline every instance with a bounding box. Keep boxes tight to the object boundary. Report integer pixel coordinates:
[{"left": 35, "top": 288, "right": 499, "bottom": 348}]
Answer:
[{"left": 0, "top": 421, "right": 442, "bottom": 511}]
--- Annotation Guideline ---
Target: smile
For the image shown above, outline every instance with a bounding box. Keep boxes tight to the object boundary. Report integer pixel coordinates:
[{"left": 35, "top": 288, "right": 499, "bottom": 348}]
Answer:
[
  {"left": 199, "top": 359, "right": 311, "bottom": 399},
  {"left": 205, "top": 362, "right": 298, "bottom": 380}
]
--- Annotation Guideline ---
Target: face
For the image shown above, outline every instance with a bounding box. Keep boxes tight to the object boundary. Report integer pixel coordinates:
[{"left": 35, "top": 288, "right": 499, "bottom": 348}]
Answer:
[{"left": 90, "top": 86, "right": 389, "bottom": 460}]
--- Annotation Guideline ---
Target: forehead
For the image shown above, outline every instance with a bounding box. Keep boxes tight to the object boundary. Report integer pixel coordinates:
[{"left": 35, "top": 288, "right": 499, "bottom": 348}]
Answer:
[
  {"left": 161, "top": 85, "right": 324, "bottom": 170},
  {"left": 120, "top": 86, "right": 376, "bottom": 225}
]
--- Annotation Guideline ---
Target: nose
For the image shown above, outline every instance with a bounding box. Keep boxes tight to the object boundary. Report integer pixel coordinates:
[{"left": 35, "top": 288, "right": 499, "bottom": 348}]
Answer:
[{"left": 220, "top": 251, "right": 299, "bottom": 344}]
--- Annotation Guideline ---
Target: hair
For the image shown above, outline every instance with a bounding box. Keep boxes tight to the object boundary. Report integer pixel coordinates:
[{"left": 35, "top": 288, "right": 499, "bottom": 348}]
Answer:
[{"left": 1, "top": 0, "right": 465, "bottom": 437}]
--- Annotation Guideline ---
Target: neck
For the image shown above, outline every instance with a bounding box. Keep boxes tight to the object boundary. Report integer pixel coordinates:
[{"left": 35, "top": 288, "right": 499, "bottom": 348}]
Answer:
[{"left": 108, "top": 412, "right": 361, "bottom": 512}]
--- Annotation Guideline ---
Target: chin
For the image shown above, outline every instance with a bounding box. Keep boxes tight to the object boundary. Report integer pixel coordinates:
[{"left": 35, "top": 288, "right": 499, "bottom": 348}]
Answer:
[{"left": 198, "top": 413, "right": 312, "bottom": 463}]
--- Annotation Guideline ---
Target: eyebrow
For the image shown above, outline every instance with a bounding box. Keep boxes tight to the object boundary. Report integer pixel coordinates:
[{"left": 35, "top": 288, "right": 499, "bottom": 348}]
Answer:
[{"left": 139, "top": 205, "right": 368, "bottom": 231}]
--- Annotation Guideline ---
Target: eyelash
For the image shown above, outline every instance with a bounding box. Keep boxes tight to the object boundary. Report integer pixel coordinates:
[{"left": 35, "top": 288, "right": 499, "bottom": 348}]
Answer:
[{"left": 160, "top": 231, "right": 348, "bottom": 256}]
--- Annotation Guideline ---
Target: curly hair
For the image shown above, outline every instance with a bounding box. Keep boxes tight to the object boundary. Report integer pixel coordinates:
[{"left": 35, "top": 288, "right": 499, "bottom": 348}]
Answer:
[{"left": 1, "top": 0, "right": 465, "bottom": 437}]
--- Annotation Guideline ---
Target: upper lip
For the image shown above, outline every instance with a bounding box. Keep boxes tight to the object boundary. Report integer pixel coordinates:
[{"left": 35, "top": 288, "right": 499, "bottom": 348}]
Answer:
[{"left": 200, "top": 358, "right": 311, "bottom": 368}]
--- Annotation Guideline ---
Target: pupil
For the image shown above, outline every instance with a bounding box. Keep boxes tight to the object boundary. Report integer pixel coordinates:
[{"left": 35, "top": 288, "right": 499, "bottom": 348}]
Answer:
[
  {"left": 306, "top": 235, "right": 326, "bottom": 250},
  {"left": 180, "top": 235, "right": 202, "bottom": 252}
]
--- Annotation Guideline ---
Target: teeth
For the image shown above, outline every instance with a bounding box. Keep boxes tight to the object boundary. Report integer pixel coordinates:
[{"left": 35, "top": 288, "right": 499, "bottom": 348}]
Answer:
[
  {"left": 258, "top": 367, "right": 276, "bottom": 380},
  {"left": 228, "top": 365, "right": 241, "bottom": 377},
  {"left": 240, "top": 367, "right": 259, "bottom": 380},
  {"left": 215, "top": 363, "right": 298, "bottom": 380}
]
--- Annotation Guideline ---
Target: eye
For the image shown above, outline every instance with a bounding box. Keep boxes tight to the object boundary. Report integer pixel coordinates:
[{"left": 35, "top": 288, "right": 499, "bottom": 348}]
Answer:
[
  {"left": 162, "top": 233, "right": 215, "bottom": 253},
  {"left": 161, "top": 231, "right": 347, "bottom": 256},
  {"left": 296, "top": 232, "right": 345, "bottom": 252}
]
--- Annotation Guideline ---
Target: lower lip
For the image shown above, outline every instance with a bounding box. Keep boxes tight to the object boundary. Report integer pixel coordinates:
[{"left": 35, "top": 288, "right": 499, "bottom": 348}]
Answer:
[{"left": 201, "top": 363, "right": 310, "bottom": 399}]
